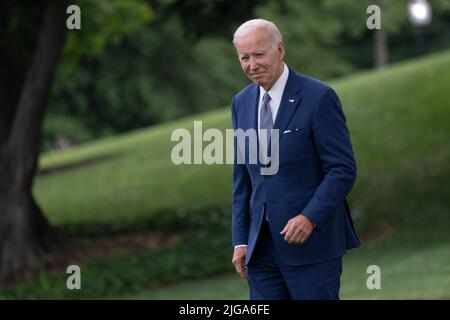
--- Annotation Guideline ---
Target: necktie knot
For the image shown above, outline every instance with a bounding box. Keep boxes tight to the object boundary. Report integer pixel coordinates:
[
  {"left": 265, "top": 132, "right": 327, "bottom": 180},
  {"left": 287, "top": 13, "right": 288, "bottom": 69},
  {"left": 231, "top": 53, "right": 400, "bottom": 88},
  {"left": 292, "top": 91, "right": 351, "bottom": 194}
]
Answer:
[{"left": 263, "top": 92, "right": 271, "bottom": 105}]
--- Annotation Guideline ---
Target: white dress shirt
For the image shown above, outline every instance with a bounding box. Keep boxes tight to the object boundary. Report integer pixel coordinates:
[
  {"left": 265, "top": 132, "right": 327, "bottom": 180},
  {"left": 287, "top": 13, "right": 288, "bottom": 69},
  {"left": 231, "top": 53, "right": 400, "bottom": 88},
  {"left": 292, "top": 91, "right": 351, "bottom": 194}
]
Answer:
[
  {"left": 257, "top": 63, "right": 289, "bottom": 141},
  {"left": 234, "top": 63, "right": 289, "bottom": 250}
]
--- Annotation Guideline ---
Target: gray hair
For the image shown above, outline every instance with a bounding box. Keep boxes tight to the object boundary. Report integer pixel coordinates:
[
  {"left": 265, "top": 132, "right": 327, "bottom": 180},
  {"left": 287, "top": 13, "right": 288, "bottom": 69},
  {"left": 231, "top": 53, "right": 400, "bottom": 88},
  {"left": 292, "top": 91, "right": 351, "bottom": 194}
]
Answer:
[{"left": 233, "top": 19, "right": 283, "bottom": 48}]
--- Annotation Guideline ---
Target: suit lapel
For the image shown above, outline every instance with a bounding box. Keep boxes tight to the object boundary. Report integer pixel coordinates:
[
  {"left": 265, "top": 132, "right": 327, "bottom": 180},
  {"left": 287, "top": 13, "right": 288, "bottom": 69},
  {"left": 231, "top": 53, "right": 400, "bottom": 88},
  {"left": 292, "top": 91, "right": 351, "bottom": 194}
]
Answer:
[
  {"left": 249, "top": 84, "right": 260, "bottom": 131},
  {"left": 273, "top": 68, "right": 303, "bottom": 137},
  {"left": 244, "top": 84, "right": 261, "bottom": 168}
]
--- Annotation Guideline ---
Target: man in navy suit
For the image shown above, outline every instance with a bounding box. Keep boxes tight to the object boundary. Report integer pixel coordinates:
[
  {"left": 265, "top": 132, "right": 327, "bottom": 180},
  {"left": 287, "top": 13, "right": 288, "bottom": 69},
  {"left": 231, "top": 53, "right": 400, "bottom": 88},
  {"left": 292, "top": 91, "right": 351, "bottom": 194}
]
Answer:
[{"left": 230, "top": 19, "right": 360, "bottom": 300}]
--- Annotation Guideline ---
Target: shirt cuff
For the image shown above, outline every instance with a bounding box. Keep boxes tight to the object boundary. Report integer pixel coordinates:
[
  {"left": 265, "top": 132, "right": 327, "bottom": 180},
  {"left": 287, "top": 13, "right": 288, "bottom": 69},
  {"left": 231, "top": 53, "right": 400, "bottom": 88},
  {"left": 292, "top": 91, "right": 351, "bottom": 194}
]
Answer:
[{"left": 234, "top": 244, "right": 248, "bottom": 249}]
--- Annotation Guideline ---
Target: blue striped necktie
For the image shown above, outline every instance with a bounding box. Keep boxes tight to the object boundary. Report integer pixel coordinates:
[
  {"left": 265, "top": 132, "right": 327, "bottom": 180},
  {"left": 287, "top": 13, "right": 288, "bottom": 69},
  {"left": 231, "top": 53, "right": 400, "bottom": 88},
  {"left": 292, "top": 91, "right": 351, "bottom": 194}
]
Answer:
[{"left": 260, "top": 92, "right": 273, "bottom": 164}]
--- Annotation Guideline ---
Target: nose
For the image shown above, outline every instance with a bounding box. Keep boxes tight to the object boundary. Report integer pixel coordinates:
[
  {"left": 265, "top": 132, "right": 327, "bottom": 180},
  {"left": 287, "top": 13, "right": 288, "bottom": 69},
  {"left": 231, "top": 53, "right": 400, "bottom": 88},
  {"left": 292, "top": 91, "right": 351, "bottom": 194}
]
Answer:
[{"left": 249, "top": 57, "right": 258, "bottom": 71}]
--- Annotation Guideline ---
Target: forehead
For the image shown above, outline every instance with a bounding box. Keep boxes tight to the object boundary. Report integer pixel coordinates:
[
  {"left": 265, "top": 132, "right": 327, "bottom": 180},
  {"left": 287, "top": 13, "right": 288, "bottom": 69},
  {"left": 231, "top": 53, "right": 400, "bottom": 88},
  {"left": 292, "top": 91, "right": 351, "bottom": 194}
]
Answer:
[{"left": 235, "top": 29, "right": 272, "bottom": 55}]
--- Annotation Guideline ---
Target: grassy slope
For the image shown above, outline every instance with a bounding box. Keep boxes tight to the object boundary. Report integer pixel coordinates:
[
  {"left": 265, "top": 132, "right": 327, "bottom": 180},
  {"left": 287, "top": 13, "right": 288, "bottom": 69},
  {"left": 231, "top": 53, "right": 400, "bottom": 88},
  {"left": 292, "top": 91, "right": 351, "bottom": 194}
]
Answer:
[
  {"left": 35, "top": 51, "right": 450, "bottom": 299},
  {"left": 124, "top": 239, "right": 450, "bottom": 300}
]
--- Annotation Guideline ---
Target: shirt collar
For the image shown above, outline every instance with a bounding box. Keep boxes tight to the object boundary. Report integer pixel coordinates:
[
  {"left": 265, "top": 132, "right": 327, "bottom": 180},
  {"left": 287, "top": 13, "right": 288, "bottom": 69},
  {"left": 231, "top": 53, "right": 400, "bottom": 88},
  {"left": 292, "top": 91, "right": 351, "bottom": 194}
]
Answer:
[{"left": 259, "top": 63, "right": 289, "bottom": 105}]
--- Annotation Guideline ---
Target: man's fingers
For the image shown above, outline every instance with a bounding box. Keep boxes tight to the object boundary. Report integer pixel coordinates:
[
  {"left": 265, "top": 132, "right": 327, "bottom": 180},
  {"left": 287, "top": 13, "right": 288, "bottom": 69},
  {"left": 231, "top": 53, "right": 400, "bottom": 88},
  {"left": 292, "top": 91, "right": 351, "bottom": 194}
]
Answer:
[
  {"left": 282, "top": 218, "right": 314, "bottom": 243},
  {"left": 284, "top": 228, "right": 291, "bottom": 241},
  {"left": 233, "top": 257, "right": 246, "bottom": 274},
  {"left": 287, "top": 229, "right": 300, "bottom": 243},
  {"left": 284, "top": 224, "right": 311, "bottom": 244},
  {"left": 232, "top": 246, "right": 247, "bottom": 278},
  {"left": 235, "top": 263, "right": 247, "bottom": 278},
  {"left": 298, "top": 228, "right": 312, "bottom": 243},
  {"left": 233, "top": 259, "right": 244, "bottom": 268},
  {"left": 297, "top": 232, "right": 306, "bottom": 244},
  {"left": 239, "top": 267, "right": 248, "bottom": 279},
  {"left": 284, "top": 222, "right": 299, "bottom": 242},
  {"left": 284, "top": 225, "right": 295, "bottom": 242},
  {"left": 280, "top": 222, "right": 289, "bottom": 235},
  {"left": 281, "top": 220, "right": 293, "bottom": 239}
]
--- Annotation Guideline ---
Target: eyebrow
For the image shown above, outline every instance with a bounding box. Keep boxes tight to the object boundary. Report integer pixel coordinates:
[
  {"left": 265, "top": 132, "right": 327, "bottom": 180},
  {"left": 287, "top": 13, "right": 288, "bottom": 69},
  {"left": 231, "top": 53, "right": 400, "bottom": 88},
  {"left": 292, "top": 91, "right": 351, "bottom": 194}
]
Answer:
[{"left": 239, "top": 50, "right": 266, "bottom": 57}]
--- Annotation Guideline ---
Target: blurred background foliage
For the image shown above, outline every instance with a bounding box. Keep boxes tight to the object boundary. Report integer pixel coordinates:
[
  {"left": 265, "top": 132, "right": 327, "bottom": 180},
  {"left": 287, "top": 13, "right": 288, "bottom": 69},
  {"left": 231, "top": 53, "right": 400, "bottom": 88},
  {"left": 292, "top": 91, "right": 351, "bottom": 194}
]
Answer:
[
  {"left": 1, "top": 0, "right": 449, "bottom": 299},
  {"left": 42, "top": 0, "right": 450, "bottom": 151}
]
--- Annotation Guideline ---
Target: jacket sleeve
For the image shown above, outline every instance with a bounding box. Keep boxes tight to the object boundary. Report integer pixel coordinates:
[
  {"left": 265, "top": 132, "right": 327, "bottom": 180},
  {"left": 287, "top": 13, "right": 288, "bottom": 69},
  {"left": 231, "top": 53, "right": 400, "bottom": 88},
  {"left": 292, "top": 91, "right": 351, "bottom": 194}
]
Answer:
[
  {"left": 231, "top": 96, "right": 252, "bottom": 247},
  {"left": 301, "top": 88, "right": 357, "bottom": 231}
]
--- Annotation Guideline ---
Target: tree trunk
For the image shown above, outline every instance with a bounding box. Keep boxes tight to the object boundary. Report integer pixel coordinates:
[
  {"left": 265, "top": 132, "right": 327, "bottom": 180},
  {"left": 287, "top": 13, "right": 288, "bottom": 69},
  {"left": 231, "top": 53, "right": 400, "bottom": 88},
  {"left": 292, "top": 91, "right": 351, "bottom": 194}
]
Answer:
[
  {"left": 0, "top": 0, "right": 68, "bottom": 280},
  {"left": 374, "top": 0, "right": 388, "bottom": 68},
  {"left": 0, "top": 176, "right": 58, "bottom": 280},
  {"left": 374, "top": 28, "right": 388, "bottom": 68}
]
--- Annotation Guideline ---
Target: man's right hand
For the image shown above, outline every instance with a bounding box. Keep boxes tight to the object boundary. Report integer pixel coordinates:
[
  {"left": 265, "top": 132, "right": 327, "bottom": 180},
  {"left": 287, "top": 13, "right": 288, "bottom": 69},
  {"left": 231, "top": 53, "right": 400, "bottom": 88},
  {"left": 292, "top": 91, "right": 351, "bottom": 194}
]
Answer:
[{"left": 232, "top": 246, "right": 248, "bottom": 279}]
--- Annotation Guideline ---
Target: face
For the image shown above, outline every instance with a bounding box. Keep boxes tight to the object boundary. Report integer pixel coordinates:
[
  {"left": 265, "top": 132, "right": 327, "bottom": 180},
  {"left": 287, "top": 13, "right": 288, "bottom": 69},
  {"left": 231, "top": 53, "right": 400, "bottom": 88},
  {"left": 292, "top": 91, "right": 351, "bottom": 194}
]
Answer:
[{"left": 234, "top": 28, "right": 285, "bottom": 91}]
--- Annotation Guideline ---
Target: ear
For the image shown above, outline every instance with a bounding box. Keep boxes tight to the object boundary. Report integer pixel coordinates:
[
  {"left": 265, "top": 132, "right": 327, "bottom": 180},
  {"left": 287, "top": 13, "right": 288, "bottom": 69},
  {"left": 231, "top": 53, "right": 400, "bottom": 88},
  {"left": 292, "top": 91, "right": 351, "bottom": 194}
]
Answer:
[{"left": 278, "top": 41, "right": 285, "bottom": 60}]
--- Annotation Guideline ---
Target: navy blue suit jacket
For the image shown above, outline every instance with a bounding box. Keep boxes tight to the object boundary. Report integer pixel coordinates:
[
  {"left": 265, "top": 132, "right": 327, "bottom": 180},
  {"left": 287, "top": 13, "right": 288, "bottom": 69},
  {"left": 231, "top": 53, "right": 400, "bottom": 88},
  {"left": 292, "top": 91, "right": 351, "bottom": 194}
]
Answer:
[{"left": 231, "top": 67, "right": 360, "bottom": 266}]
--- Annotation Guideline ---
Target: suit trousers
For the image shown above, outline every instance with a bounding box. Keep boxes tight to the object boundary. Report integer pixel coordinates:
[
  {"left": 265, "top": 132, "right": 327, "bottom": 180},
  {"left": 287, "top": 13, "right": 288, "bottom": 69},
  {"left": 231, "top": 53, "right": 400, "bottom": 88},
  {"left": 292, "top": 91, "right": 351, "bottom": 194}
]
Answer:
[{"left": 247, "top": 218, "right": 342, "bottom": 300}]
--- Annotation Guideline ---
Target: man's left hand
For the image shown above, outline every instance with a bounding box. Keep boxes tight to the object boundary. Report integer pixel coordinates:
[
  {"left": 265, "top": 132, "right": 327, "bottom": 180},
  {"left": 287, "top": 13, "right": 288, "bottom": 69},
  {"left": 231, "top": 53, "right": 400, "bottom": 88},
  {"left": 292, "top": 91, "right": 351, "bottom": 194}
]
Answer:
[{"left": 280, "top": 214, "right": 314, "bottom": 244}]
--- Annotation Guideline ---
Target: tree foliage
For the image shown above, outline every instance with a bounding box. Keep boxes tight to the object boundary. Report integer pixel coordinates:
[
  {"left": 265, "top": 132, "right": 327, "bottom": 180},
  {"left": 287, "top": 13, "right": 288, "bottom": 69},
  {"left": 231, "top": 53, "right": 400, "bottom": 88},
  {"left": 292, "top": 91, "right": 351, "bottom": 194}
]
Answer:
[{"left": 42, "top": 0, "right": 450, "bottom": 150}]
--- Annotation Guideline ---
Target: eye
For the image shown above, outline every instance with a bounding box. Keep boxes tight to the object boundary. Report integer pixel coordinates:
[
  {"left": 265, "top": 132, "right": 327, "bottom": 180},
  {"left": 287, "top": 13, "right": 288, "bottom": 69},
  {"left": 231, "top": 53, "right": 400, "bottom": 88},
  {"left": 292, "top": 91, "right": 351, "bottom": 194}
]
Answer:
[
  {"left": 256, "top": 53, "right": 264, "bottom": 57},
  {"left": 240, "top": 56, "right": 249, "bottom": 62}
]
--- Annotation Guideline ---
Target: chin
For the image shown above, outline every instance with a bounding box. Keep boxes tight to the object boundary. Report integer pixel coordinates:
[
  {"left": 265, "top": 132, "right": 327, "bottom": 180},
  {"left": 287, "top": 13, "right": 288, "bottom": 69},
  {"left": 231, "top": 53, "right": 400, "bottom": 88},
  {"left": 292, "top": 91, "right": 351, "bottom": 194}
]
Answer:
[{"left": 252, "top": 78, "right": 266, "bottom": 87}]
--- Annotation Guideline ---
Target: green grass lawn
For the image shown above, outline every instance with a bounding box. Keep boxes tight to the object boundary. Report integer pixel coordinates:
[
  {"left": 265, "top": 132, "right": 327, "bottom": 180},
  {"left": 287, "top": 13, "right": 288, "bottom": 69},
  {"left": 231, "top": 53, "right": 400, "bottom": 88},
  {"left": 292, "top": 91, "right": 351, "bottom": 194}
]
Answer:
[
  {"left": 124, "top": 238, "right": 450, "bottom": 300},
  {"left": 30, "top": 50, "right": 450, "bottom": 299}
]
